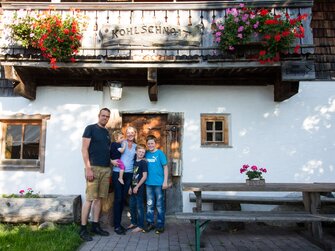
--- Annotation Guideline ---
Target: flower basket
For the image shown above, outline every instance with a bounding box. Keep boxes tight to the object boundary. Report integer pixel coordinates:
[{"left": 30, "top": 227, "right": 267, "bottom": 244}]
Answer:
[
  {"left": 231, "top": 42, "right": 264, "bottom": 59},
  {"left": 213, "top": 4, "right": 308, "bottom": 63},
  {"left": 246, "top": 179, "right": 265, "bottom": 186},
  {"left": 8, "top": 8, "right": 87, "bottom": 69}
]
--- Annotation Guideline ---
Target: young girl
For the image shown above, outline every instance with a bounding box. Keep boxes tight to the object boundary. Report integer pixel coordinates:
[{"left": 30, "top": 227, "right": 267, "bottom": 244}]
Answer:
[{"left": 110, "top": 130, "right": 126, "bottom": 184}]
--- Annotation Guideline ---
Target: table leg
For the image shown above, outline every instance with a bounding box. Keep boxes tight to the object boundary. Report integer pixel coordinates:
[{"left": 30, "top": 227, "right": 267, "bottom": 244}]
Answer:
[
  {"left": 194, "top": 191, "right": 202, "bottom": 212},
  {"left": 194, "top": 219, "right": 210, "bottom": 251},
  {"left": 303, "top": 191, "right": 323, "bottom": 239},
  {"left": 195, "top": 220, "right": 200, "bottom": 251}
]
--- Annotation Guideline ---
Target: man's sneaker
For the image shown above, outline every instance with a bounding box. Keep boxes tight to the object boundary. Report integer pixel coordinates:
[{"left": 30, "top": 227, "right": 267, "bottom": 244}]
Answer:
[
  {"left": 91, "top": 225, "right": 110, "bottom": 236},
  {"left": 142, "top": 223, "right": 155, "bottom": 233},
  {"left": 79, "top": 229, "right": 93, "bottom": 241},
  {"left": 114, "top": 227, "right": 126, "bottom": 235},
  {"left": 155, "top": 227, "right": 164, "bottom": 234}
]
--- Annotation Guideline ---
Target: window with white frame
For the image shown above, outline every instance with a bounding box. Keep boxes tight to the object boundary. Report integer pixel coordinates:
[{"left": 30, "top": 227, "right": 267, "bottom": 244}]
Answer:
[
  {"left": 201, "top": 113, "right": 231, "bottom": 147},
  {"left": 0, "top": 114, "right": 50, "bottom": 172}
]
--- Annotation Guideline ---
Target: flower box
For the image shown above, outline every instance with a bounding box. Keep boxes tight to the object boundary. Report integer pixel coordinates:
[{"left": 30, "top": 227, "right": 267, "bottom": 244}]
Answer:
[
  {"left": 213, "top": 4, "right": 307, "bottom": 63},
  {"left": 8, "top": 9, "right": 87, "bottom": 68},
  {"left": 0, "top": 195, "right": 81, "bottom": 223},
  {"left": 246, "top": 179, "right": 265, "bottom": 186}
]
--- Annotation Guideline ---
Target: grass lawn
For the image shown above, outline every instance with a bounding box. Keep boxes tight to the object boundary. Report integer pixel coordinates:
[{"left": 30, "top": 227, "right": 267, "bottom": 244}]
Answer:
[{"left": 0, "top": 223, "right": 83, "bottom": 251}]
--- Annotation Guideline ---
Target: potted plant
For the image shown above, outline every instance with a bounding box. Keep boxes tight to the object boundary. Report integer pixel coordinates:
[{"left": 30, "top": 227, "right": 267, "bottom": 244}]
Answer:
[
  {"left": 240, "top": 164, "right": 267, "bottom": 185},
  {"left": 213, "top": 4, "right": 308, "bottom": 63},
  {"left": 2, "top": 187, "right": 40, "bottom": 198},
  {"left": 8, "top": 8, "right": 87, "bottom": 69}
]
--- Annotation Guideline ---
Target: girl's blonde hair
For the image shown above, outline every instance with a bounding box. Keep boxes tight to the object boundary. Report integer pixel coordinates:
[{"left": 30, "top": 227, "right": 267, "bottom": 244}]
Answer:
[{"left": 112, "top": 130, "right": 123, "bottom": 142}]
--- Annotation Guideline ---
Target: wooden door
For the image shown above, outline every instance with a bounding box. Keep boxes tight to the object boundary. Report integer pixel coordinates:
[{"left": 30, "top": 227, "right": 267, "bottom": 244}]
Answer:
[{"left": 121, "top": 114, "right": 167, "bottom": 150}]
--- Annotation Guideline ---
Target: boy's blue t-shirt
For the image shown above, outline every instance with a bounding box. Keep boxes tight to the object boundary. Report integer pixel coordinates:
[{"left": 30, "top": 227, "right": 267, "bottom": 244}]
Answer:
[{"left": 145, "top": 149, "right": 167, "bottom": 186}]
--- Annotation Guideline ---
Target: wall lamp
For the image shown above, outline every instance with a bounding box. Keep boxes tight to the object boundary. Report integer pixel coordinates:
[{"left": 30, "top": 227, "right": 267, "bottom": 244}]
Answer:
[{"left": 107, "top": 81, "right": 123, "bottom": 100}]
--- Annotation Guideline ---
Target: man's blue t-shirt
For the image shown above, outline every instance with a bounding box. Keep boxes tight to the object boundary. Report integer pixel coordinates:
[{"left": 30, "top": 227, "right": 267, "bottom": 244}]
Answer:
[
  {"left": 82, "top": 124, "right": 111, "bottom": 167},
  {"left": 145, "top": 149, "right": 167, "bottom": 186}
]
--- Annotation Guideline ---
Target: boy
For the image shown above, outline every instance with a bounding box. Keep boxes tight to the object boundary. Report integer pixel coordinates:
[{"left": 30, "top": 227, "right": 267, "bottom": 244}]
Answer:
[
  {"left": 143, "top": 135, "right": 168, "bottom": 234},
  {"left": 127, "top": 144, "right": 148, "bottom": 233}
]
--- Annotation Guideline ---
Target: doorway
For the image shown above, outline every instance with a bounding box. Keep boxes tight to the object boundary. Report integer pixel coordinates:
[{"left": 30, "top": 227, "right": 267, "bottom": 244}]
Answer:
[{"left": 121, "top": 112, "right": 183, "bottom": 214}]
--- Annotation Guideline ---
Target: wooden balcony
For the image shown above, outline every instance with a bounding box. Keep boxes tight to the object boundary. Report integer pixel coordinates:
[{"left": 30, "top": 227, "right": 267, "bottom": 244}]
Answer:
[{"left": 0, "top": 0, "right": 315, "bottom": 101}]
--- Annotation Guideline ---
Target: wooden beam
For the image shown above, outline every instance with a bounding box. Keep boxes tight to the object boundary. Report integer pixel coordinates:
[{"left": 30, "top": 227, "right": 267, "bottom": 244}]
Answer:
[
  {"left": 3, "top": 65, "right": 18, "bottom": 82},
  {"left": 92, "top": 80, "right": 104, "bottom": 91},
  {"left": 3, "top": 66, "right": 36, "bottom": 100},
  {"left": 274, "top": 74, "right": 299, "bottom": 102},
  {"left": 148, "top": 68, "right": 158, "bottom": 102},
  {"left": 281, "top": 61, "right": 315, "bottom": 81},
  {"left": 1, "top": 1, "right": 314, "bottom": 11}
]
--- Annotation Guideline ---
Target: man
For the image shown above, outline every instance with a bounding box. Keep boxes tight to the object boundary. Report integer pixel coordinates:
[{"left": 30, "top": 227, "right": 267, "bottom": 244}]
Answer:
[{"left": 80, "top": 108, "right": 111, "bottom": 241}]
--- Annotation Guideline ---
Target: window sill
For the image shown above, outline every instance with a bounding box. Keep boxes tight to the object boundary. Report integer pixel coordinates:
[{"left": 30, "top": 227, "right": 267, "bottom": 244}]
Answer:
[
  {"left": 0, "top": 164, "right": 41, "bottom": 172},
  {"left": 201, "top": 144, "right": 233, "bottom": 148}
]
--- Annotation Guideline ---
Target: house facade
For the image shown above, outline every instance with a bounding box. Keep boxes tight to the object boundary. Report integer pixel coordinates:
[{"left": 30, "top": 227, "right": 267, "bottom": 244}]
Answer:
[{"left": 0, "top": 0, "right": 334, "bottom": 214}]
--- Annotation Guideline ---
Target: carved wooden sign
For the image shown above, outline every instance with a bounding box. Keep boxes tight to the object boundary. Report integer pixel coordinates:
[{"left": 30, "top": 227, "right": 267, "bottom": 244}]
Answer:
[
  {"left": 99, "top": 23, "right": 203, "bottom": 47},
  {"left": 281, "top": 61, "right": 316, "bottom": 81}
]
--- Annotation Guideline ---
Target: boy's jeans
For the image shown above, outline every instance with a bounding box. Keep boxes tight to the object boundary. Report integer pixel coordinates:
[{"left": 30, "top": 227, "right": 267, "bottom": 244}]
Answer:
[
  {"left": 129, "top": 189, "right": 145, "bottom": 228},
  {"left": 146, "top": 185, "right": 165, "bottom": 228}
]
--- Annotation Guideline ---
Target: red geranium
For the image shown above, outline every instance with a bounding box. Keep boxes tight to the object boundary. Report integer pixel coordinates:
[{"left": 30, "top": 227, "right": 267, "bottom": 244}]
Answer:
[
  {"left": 257, "top": 10, "right": 307, "bottom": 62},
  {"left": 9, "top": 8, "right": 87, "bottom": 68},
  {"left": 240, "top": 164, "right": 267, "bottom": 180},
  {"left": 213, "top": 5, "right": 308, "bottom": 63}
]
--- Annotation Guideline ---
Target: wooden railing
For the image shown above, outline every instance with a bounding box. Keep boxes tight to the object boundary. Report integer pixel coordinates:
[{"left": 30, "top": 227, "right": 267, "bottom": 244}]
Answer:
[
  {"left": 0, "top": 45, "right": 314, "bottom": 64},
  {"left": 0, "top": 2, "right": 314, "bottom": 61}
]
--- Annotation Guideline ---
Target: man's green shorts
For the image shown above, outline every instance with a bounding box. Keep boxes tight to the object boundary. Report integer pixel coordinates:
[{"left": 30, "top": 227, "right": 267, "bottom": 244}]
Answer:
[{"left": 85, "top": 166, "right": 111, "bottom": 201}]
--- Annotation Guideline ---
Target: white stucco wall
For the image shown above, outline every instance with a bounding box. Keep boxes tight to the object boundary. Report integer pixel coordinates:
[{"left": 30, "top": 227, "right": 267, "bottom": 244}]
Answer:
[{"left": 0, "top": 82, "right": 334, "bottom": 211}]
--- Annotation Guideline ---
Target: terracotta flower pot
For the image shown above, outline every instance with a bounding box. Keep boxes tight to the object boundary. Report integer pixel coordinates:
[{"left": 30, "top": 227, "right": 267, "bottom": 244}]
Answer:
[{"left": 246, "top": 179, "right": 265, "bottom": 186}]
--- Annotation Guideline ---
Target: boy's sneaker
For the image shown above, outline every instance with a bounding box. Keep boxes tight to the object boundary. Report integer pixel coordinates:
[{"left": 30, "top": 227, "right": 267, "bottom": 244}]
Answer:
[
  {"left": 114, "top": 227, "right": 126, "bottom": 235},
  {"left": 142, "top": 223, "right": 155, "bottom": 233},
  {"left": 155, "top": 227, "right": 164, "bottom": 234},
  {"left": 79, "top": 229, "right": 93, "bottom": 241},
  {"left": 91, "top": 225, "right": 109, "bottom": 236},
  {"left": 120, "top": 225, "right": 127, "bottom": 232}
]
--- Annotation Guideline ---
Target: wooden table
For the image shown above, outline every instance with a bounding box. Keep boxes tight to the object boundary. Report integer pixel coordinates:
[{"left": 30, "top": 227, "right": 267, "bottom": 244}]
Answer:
[{"left": 183, "top": 182, "right": 335, "bottom": 240}]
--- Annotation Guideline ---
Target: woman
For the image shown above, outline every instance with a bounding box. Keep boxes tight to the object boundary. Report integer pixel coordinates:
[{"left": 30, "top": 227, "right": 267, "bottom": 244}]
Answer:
[{"left": 112, "top": 126, "right": 137, "bottom": 235}]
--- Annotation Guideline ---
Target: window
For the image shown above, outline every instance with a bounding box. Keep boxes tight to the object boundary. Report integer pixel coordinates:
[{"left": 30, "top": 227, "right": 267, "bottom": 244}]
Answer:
[
  {"left": 201, "top": 114, "right": 231, "bottom": 147},
  {"left": 0, "top": 114, "right": 50, "bottom": 172}
]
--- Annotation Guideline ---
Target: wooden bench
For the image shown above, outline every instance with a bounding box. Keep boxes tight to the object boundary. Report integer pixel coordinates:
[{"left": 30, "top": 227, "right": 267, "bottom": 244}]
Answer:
[
  {"left": 182, "top": 182, "right": 335, "bottom": 251},
  {"left": 189, "top": 193, "right": 335, "bottom": 205},
  {"left": 175, "top": 211, "right": 335, "bottom": 251}
]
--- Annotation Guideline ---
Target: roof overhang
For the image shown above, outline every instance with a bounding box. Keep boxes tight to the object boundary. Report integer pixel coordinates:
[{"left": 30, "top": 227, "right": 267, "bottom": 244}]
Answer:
[{"left": 2, "top": 60, "right": 302, "bottom": 102}]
